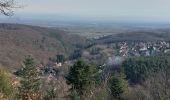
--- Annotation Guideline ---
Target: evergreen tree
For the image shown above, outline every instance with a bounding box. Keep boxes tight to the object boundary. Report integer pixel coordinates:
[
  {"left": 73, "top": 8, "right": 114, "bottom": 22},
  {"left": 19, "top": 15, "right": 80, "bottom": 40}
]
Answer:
[
  {"left": 66, "top": 59, "right": 97, "bottom": 98},
  {"left": 19, "top": 56, "right": 42, "bottom": 100},
  {"left": 69, "top": 89, "right": 81, "bottom": 100},
  {"left": 0, "top": 68, "right": 16, "bottom": 99},
  {"left": 110, "top": 66, "right": 128, "bottom": 100},
  {"left": 43, "top": 80, "right": 58, "bottom": 100}
]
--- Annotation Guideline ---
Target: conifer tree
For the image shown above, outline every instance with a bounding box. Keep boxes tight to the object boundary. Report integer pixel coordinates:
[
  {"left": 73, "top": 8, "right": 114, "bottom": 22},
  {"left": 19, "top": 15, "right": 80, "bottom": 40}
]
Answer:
[
  {"left": 110, "top": 66, "right": 128, "bottom": 100},
  {"left": 0, "top": 68, "right": 16, "bottom": 99},
  {"left": 19, "top": 56, "right": 42, "bottom": 100},
  {"left": 66, "top": 59, "right": 97, "bottom": 99}
]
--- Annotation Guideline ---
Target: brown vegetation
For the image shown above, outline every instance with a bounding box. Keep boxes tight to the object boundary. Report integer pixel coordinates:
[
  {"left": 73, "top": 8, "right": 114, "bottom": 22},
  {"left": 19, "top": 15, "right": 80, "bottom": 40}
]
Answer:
[{"left": 0, "top": 23, "right": 85, "bottom": 70}]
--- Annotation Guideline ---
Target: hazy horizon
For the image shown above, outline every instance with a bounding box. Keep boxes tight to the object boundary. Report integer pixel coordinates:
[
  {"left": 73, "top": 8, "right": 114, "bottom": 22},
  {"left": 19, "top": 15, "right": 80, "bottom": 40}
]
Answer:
[{"left": 1, "top": 0, "right": 170, "bottom": 23}]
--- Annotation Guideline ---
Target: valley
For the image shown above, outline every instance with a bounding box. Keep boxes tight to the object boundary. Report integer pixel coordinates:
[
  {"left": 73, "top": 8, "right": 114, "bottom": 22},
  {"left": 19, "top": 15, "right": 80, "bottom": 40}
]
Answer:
[{"left": 1, "top": 22, "right": 170, "bottom": 100}]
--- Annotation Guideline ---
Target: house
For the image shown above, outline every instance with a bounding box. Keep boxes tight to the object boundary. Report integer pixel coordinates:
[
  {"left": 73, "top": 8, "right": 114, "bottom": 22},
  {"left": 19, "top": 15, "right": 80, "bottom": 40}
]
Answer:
[
  {"left": 164, "top": 49, "right": 170, "bottom": 53},
  {"left": 54, "top": 62, "right": 62, "bottom": 68}
]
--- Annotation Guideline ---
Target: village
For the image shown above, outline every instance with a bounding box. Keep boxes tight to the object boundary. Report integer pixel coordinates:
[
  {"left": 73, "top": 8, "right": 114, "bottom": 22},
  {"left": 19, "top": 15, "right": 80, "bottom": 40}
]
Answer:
[
  {"left": 118, "top": 41, "right": 170, "bottom": 57},
  {"left": 34, "top": 41, "right": 170, "bottom": 79}
]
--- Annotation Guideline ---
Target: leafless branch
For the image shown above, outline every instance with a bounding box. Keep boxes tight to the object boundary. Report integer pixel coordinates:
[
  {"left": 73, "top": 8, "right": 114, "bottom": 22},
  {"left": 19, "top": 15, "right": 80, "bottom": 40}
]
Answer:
[{"left": 0, "top": 0, "right": 19, "bottom": 16}]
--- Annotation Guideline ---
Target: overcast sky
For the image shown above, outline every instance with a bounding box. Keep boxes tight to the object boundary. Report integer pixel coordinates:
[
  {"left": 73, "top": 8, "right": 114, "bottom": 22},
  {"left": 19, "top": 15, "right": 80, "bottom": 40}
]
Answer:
[{"left": 7, "top": 0, "right": 170, "bottom": 22}]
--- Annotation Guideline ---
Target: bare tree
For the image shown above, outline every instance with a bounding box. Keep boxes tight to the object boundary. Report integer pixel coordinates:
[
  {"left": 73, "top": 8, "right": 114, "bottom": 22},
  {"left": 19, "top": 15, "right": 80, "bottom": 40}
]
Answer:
[
  {"left": 144, "top": 67, "right": 170, "bottom": 100},
  {"left": 0, "top": 0, "right": 17, "bottom": 16},
  {"left": 128, "top": 67, "right": 170, "bottom": 100}
]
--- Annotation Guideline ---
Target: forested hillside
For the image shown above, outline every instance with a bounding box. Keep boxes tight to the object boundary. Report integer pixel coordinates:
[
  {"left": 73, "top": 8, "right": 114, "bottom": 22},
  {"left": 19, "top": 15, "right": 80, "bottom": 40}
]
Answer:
[{"left": 0, "top": 23, "right": 86, "bottom": 69}]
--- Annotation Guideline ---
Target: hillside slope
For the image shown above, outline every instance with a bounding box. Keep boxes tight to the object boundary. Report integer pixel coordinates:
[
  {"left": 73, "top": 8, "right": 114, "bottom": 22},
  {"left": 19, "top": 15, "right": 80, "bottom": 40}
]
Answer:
[
  {"left": 93, "top": 29, "right": 170, "bottom": 44},
  {"left": 0, "top": 23, "right": 85, "bottom": 69}
]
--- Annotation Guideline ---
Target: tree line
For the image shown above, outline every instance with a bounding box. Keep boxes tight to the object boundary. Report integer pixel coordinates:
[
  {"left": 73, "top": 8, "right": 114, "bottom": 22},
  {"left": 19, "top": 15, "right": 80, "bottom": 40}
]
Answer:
[{"left": 0, "top": 56, "right": 129, "bottom": 100}]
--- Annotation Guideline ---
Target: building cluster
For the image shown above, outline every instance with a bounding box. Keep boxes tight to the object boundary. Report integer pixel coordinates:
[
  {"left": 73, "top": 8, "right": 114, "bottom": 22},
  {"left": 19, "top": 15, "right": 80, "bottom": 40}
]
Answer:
[{"left": 118, "top": 41, "right": 170, "bottom": 57}]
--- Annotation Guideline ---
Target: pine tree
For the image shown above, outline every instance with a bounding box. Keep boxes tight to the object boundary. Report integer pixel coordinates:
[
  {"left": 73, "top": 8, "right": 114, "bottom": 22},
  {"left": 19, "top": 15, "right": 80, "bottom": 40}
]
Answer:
[
  {"left": 19, "top": 56, "right": 42, "bottom": 100},
  {"left": 110, "top": 66, "right": 128, "bottom": 100},
  {"left": 66, "top": 59, "right": 97, "bottom": 98},
  {"left": 0, "top": 68, "right": 16, "bottom": 99}
]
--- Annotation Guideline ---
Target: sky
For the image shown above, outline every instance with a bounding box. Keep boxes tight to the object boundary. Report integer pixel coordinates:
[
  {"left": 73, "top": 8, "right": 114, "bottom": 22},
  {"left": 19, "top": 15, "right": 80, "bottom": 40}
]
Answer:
[{"left": 3, "top": 0, "right": 170, "bottom": 22}]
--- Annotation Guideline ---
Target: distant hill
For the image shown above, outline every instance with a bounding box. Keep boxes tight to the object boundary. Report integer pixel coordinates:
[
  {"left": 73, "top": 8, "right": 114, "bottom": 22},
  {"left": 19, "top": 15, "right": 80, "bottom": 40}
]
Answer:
[
  {"left": 93, "top": 29, "right": 170, "bottom": 44},
  {"left": 0, "top": 23, "right": 85, "bottom": 70}
]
